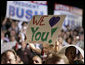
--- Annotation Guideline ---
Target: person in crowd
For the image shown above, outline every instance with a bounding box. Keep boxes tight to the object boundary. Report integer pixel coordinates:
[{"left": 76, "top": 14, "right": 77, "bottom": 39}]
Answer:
[
  {"left": 66, "top": 30, "right": 71, "bottom": 37},
  {"left": 63, "top": 32, "right": 68, "bottom": 40},
  {"left": 78, "top": 26, "right": 84, "bottom": 35},
  {"left": 70, "top": 29, "right": 74, "bottom": 36},
  {"left": 74, "top": 51, "right": 84, "bottom": 64},
  {"left": 73, "top": 60, "right": 84, "bottom": 64},
  {"left": 42, "top": 43, "right": 49, "bottom": 63},
  {"left": 16, "top": 55, "right": 23, "bottom": 64},
  {"left": 57, "top": 54, "right": 69, "bottom": 64},
  {"left": 45, "top": 54, "right": 68, "bottom": 64},
  {"left": 64, "top": 25, "right": 71, "bottom": 32},
  {"left": 8, "top": 20, "right": 19, "bottom": 35},
  {"left": 9, "top": 35, "right": 17, "bottom": 47},
  {"left": 21, "top": 22, "right": 28, "bottom": 34},
  {"left": 18, "top": 29, "right": 27, "bottom": 43},
  {"left": 32, "top": 55, "right": 42, "bottom": 64},
  {"left": 58, "top": 29, "right": 65, "bottom": 38},
  {"left": 65, "top": 46, "right": 76, "bottom": 64},
  {"left": 72, "top": 35, "right": 78, "bottom": 45},
  {"left": 29, "top": 43, "right": 42, "bottom": 56},
  {"left": 16, "top": 41, "right": 33, "bottom": 64},
  {"left": 10, "top": 35, "right": 16, "bottom": 42},
  {"left": 1, "top": 30, "right": 9, "bottom": 44},
  {"left": 48, "top": 44, "right": 54, "bottom": 54},
  {"left": 14, "top": 31, "right": 27, "bottom": 52},
  {"left": 1, "top": 50, "right": 21, "bottom": 64},
  {"left": 1, "top": 18, "right": 11, "bottom": 30},
  {"left": 65, "top": 36, "right": 73, "bottom": 45},
  {"left": 9, "top": 21, "right": 16, "bottom": 31},
  {"left": 1, "top": 16, "right": 84, "bottom": 64},
  {"left": 54, "top": 36, "right": 63, "bottom": 52},
  {"left": 73, "top": 29, "right": 79, "bottom": 36},
  {"left": 10, "top": 29, "right": 17, "bottom": 37},
  {"left": 76, "top": 34, "right": 84, "bottom": 50}
]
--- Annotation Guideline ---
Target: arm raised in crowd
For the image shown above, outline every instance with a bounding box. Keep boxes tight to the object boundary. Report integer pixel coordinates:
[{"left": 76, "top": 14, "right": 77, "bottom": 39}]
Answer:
[
  {"left": 9, "top": 15, "right": 14, "bottom": 22},
  {"left": 2, "top": 15, "right": 13, "bottom": 26},
  {"left": 2, "top": 17, "right": 7, "bottom": 25},
  {"left": 29, "top": 43, "right": 41, "bottom": 54}
]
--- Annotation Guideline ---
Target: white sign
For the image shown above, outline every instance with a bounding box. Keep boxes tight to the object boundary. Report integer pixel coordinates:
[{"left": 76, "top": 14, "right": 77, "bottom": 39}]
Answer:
[
  {"left": 6, "top": 1, "right": 48, "bottom": 22},
  {"left": 54, "top": 3, "right": 83, "bottom": 29},
  {"left": 28, "top": 1, "right": 47, "bottom": 5}
]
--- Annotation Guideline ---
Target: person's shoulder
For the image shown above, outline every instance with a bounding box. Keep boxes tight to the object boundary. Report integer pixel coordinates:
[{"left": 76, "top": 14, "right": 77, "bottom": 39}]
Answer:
[
  {"left": 25, "top": 47, "right": 30, "bottom": 51},
  {"left": 17, "top": 48, "right": 22, "bottom": 52}
]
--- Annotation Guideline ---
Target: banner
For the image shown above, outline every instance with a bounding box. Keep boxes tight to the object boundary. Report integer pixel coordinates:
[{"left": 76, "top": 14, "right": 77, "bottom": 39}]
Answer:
[
  {"left": 28, "top": 1, "right": 47, "bottom": 5},
  {"left": 26, "top": 15, "right": 66, "bottom": 44},
  {"left": 54, "top": 3, "right": 83, "bottom": 29},
  {"left": 6, "top": 1, "right": 48, "bottom": 22}
]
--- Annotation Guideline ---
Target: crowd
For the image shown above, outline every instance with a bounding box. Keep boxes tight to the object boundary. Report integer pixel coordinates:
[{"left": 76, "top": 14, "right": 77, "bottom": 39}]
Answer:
[{"left": 1, "top": 17, "right": 84, "bottom": 64}]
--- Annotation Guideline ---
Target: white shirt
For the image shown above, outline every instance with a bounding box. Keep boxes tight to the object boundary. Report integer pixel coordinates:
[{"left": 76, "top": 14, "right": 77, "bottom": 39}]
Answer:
[
  {"left": 35, "top": 44, "right": 40, "bottom": 49},
  {"left": 62, "top": 40, "right": 69, "bottom": 46}
]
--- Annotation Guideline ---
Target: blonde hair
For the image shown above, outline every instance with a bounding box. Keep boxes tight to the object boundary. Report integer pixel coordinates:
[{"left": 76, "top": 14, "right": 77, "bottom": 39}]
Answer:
[
  {"left": 1, "top": 49, "right": 23, "bottom": 64},
  {"left": 33, "top": 55, "right": 42, "bottom": 64},
  {"left": 46, "top": 53, "right": 69, "bottom": 64},
  {"left": 1, "top": 49, "right": 17, "bottom": 64},
  {"left": 57, "top": 54, "right": 69, "bottom": 64}
]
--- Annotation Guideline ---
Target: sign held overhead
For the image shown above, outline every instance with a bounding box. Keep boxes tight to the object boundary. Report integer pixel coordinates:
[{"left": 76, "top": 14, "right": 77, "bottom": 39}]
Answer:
[{"left": 26, "top": 15, "right": 66, "bottom": 44}]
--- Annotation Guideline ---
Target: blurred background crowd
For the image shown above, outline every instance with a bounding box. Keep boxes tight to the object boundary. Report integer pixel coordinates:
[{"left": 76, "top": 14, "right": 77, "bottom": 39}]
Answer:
[
  {"left": 1, "top": 0, "right": 84, "bottom": 64},
  {"left": 1, "top": 17, "right": 84, "bottom": 64}
]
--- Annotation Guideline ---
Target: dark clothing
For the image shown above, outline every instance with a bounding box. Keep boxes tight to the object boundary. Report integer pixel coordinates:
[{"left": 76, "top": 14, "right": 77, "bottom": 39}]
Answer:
[
  {"left": 17, "top": 47, "right": 33, "bottom": 64},
  {"left": 73, "top": 60, "right": 84, "bottom": 64}
]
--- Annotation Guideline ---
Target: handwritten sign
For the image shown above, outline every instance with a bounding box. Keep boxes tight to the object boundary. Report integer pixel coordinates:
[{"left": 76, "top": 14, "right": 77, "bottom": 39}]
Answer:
[{"left": 26, "top": 15, "right": 66, "bottom": 44}]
